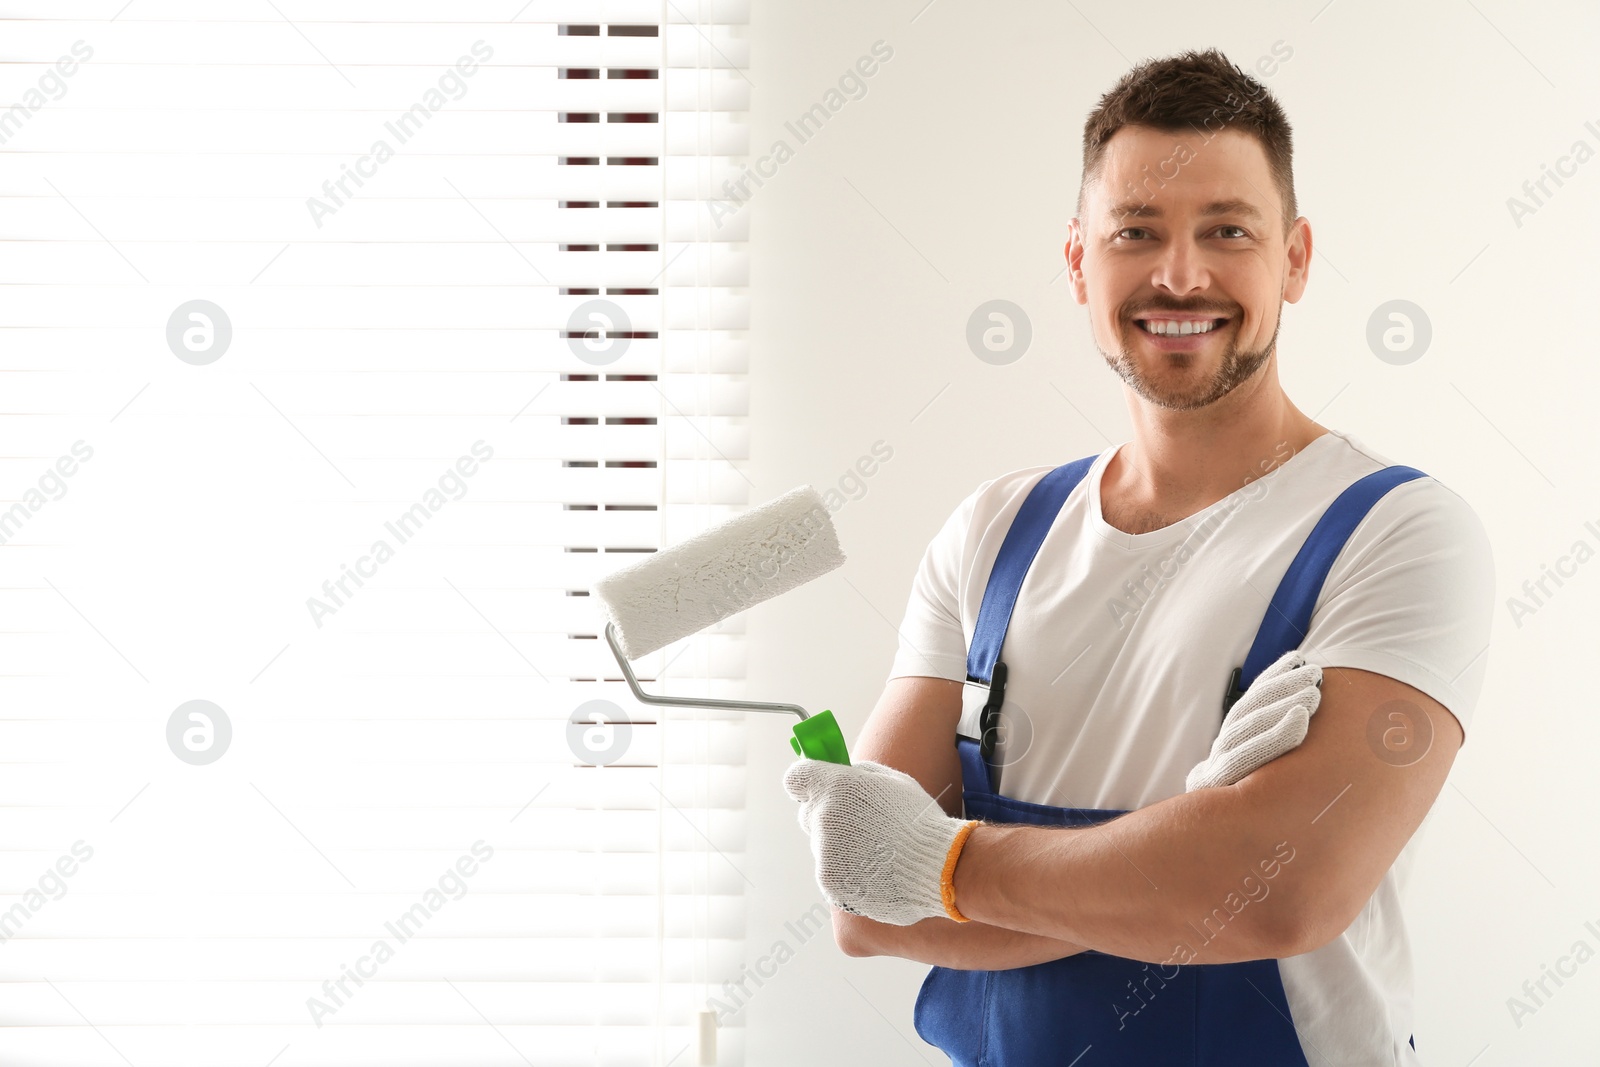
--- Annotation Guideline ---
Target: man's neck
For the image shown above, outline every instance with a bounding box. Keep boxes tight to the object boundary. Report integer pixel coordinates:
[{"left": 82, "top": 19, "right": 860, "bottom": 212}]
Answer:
[{"left": 1106, "top": 376, "right": 1325, "bottom": 515}]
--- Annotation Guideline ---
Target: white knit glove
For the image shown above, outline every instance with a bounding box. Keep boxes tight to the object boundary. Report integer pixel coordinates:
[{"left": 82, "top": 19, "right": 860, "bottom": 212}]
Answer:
[
  {"left": 783, "top": 759, "right": 979, "bottom": 926},
  {"left": 1185, "top": 648, "right": 1323, "bottom": 791}
]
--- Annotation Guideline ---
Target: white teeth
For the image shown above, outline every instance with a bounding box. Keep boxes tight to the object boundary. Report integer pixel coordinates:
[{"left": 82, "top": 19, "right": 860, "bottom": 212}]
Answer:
[{"left": 1141, "top": 318, "right": 1218, "bottom": 336}]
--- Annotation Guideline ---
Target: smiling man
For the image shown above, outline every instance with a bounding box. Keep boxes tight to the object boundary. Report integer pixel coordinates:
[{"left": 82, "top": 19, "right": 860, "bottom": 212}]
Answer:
[{"left": 784, "top": 49, "right": 1496, "bottom": 1065}]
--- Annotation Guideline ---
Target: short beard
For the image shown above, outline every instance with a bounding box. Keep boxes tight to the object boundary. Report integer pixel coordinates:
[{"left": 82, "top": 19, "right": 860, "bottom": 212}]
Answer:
[{"left": 1098, "top": 312, "right": 1280, "bottom": 411}]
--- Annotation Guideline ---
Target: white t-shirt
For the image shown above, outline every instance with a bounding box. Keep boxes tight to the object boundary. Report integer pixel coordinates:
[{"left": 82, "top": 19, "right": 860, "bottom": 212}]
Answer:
[{"left": 887, "top": 428, "right": 1496, "bottom": 1066}]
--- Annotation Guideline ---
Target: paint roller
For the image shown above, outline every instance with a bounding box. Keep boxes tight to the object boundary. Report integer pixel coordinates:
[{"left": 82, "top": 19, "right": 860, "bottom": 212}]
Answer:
[{"left": 590, "top": 485, "right": 852, "bottom": 764}]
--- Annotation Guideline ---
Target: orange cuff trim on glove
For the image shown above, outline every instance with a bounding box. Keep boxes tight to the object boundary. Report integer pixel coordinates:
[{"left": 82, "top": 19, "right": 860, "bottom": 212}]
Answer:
[{"left": 940, "top": 820, "right": 981, "bottom": 922}]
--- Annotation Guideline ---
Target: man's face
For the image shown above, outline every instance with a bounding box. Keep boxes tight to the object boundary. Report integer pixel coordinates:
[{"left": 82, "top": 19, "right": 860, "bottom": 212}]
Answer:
[{"left": 1067, "top": 125, "right": 1309, "bottom": 412}]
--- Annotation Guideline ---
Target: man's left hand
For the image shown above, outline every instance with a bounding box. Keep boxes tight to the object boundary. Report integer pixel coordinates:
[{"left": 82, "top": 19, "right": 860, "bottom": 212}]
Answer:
[{"left": 783, "top": 758, "right": 979, "bottom": 926}]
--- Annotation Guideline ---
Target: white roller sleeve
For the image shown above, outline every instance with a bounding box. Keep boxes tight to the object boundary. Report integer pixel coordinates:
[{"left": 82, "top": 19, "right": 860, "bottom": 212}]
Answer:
[{"left": 591, "top": 485, "right": 846, "bottom": 660}]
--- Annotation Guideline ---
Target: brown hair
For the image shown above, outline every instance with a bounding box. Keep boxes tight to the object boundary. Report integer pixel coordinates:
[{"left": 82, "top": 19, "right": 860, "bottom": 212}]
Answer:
[{"left": 1077, "top": 48, "right": 1296, "bottom": 236}]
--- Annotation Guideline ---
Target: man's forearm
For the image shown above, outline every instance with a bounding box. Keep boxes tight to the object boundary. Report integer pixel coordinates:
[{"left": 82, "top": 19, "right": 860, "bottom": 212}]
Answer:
[
  {"left": 838, "top": 910, "right": 1088, "bottom": 970},
  {"left": 949, "top": 785, "right": 1300, "bottom": 965}
]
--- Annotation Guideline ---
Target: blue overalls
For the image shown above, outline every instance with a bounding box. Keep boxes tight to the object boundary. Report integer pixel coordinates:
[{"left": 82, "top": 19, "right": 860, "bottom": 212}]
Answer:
[{"left": 912, "top": 452, "right": 1429, "bottom": 1065}]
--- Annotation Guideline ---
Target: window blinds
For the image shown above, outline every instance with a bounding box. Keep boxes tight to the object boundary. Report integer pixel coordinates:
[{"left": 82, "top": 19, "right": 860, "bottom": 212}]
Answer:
[{"left": 0, "top": 2, "right": 752, "bottom": 1064}]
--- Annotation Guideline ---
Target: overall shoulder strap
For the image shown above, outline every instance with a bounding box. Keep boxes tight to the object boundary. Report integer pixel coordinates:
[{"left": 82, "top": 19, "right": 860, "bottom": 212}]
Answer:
[
  {"left": 961, "top": 454, "right": 1098, "bottom": 796},
  {"left": 965, "top": 455, "right": 1100, "bottom": 686},
  {"left": 1221, "top": 464, "right": 1430, "bottom": 715}
]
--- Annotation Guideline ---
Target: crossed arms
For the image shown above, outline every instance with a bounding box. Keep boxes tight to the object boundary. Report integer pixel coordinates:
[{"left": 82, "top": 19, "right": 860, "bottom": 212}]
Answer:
[{"left": 834, "top": 668, "right": 1462, "bottom": 967}]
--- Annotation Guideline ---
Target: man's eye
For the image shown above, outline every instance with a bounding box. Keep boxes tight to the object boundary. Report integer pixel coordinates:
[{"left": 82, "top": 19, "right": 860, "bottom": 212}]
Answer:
[{"left": 1114, "top": 225, "right": 1247, "bottom": 241}]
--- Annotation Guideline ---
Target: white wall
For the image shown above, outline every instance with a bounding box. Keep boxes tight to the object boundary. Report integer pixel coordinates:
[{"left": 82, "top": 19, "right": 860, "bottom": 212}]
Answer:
[{"left": 735, "top": 2, "right": 1599, "bottom": 1064}]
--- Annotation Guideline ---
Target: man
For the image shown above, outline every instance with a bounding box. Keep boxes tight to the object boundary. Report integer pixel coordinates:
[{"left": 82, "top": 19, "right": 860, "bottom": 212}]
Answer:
[{"left": 784, "top": 48, "right": 1495, "bottom": 1065}]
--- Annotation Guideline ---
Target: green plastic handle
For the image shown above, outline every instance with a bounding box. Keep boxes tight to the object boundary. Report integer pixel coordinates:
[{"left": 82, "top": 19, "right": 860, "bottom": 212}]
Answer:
[{"left": 790, "top": 709, "right": 850, "bottom": 765}]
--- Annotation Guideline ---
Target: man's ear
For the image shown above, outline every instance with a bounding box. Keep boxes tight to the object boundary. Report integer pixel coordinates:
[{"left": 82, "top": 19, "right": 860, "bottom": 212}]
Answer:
[{"left": 1064, "top": 220, "right": 1089, "bottom": 306}]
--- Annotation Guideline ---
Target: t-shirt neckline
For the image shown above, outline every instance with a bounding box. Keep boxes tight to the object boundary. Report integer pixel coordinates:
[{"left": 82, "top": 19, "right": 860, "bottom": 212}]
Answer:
[{"left": 1086, "top": 430, "right": 1341, "bottom": 549}]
